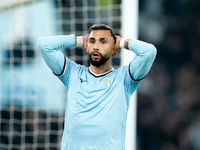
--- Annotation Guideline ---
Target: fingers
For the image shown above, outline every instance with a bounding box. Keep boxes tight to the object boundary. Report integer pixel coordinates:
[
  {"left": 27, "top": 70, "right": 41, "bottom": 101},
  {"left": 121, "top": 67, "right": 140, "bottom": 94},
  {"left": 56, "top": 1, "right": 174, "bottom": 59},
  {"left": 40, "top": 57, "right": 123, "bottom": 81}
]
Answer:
[
  {"left": 112, "top": 36, "right": 121, "bottom": 56},
  {"left": 82, "top": 34, "right": 88, "bottom": 49}
]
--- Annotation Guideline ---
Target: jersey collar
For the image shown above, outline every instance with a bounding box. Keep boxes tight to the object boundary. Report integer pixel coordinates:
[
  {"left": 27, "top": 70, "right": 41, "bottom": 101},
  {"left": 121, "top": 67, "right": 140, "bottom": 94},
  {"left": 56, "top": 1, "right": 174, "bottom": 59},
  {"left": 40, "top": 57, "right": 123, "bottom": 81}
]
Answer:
[{"left": 88, "top": 67, "right": 114, "bottom": 78}]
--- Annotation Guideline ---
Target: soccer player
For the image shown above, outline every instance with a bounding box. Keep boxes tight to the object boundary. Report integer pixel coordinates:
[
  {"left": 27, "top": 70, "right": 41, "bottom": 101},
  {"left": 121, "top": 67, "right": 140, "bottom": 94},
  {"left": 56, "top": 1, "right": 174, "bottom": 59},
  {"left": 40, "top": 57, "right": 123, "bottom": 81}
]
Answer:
[{"left": 38, "top": 24, "right": 157, "bottom": 150}]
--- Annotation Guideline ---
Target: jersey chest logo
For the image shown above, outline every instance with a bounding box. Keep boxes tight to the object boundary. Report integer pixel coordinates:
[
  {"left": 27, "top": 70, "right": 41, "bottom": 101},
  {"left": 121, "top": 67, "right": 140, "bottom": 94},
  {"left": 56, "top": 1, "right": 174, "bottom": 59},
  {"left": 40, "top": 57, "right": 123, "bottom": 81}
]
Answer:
[
  {"left": 101, "top": 76, "right": 114, "bottom": 87},
  {"left": 80, "top": 77, "right": 87, "bottom": 83}
]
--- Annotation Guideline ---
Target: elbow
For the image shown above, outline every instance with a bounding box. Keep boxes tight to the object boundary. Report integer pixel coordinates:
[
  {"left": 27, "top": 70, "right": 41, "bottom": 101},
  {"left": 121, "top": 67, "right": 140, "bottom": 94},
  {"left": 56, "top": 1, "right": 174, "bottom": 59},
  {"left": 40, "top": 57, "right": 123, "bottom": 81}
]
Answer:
[
  {"left": 143, "top": 44, "right": 157, "bottom": 62},
  {"left": 150, "top": 44, "right": 157, "bottom": 56},
  {"left": 37, "top": 38, "right": 44, "bottom": 51},
  {"left": 148, "top": 44, "right": 157, "bottom": 60},
  {"left": 37, "top": 37, "right": 48, "bottom": 53}
]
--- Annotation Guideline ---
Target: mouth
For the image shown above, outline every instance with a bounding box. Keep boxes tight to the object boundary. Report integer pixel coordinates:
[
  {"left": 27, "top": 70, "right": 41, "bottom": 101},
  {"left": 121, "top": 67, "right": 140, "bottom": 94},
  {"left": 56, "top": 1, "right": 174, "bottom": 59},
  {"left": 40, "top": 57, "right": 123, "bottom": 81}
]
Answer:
[{"left": 91, "top": 51, "right": 101, "bottom": 59}]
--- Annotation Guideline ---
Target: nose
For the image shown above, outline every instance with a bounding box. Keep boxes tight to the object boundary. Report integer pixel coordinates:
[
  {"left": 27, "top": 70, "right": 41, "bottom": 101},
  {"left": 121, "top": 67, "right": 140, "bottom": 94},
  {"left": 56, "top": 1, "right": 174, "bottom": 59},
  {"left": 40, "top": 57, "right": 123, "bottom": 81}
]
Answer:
[{"left": 93, "top": 42, "right": 99, "bottom": 51}]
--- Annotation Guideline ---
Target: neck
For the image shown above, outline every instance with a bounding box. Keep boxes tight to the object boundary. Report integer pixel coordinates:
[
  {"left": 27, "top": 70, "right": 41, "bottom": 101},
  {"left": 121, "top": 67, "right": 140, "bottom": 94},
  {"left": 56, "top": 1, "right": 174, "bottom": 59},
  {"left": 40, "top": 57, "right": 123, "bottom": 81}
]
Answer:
[
  {"left": 90, "top": 64, "right": 112, "bottom": 74},
  {"left": 89, "top": 53, "right": 113, "bottom": 74}
]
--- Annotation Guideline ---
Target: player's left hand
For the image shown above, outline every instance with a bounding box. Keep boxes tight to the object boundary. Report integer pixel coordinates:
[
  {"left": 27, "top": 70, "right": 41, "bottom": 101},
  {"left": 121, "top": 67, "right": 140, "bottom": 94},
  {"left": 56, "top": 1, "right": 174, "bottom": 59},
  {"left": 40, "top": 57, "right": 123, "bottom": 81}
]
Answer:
[{"left": 112, "top": 35, "right": 121, "bottom": 57}]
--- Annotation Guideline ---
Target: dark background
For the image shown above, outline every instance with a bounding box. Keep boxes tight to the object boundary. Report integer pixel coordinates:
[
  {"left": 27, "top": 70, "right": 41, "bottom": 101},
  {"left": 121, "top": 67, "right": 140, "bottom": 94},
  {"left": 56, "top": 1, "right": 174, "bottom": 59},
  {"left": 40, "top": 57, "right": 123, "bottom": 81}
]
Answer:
[{"left": 137, "top": 0, "right": 200, "bottom": 149}]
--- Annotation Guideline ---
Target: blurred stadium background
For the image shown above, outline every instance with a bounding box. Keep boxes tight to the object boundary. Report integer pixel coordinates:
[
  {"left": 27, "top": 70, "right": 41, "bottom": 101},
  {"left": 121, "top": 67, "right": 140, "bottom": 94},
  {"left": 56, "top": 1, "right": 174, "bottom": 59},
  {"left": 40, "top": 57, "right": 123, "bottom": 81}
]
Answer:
[{"left": 0, "top": 0, "right": 200, "bottom": 150}]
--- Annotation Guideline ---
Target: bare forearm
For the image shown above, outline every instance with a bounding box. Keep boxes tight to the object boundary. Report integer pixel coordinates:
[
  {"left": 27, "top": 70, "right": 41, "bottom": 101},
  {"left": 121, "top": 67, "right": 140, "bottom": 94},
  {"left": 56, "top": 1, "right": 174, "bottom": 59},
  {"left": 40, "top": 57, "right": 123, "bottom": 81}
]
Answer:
[{"left": 124, "top": 39, "right": 130, "bottom": 49}]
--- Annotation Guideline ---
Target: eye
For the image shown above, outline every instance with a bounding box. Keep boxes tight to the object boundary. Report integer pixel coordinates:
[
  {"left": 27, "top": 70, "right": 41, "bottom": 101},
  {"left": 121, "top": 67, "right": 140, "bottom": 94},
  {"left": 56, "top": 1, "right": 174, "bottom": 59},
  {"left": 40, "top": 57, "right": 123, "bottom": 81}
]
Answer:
[
  {"left": 101, "top": 40, "right": 107, "bottom": 44},
  {"left": 89, "top": 40, "right": 95, "bottom": 43}
]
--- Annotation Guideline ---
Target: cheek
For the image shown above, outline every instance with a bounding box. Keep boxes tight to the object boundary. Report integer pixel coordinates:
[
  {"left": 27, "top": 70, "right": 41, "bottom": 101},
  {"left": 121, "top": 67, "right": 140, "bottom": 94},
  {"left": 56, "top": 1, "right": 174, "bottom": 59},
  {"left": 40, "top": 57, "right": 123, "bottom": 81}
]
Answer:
[
  {"left": 105, "top": 48, "right": 113, "bottom": 56},
  {"left": 86, "top": 45, "right": 91, "bottom": 53},
  {"left": 108, "top": 45, "right": 114, "bottom": 53}
]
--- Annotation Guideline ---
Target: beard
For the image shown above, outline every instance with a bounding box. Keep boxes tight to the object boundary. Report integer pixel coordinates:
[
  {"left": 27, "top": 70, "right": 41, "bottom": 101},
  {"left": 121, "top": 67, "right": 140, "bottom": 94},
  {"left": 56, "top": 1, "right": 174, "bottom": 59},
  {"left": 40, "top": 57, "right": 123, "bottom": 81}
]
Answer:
[{"left": 89, "top": 51, "right": 111, "bottom": 67}]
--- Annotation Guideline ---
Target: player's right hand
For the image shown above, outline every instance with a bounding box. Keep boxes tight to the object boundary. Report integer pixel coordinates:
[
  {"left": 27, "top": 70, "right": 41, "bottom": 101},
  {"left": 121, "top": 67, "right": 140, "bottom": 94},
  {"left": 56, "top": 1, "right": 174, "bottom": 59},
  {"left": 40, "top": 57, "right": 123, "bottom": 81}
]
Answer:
[{"left": 82, "top": 34, "right": 88, "bottom": 50}]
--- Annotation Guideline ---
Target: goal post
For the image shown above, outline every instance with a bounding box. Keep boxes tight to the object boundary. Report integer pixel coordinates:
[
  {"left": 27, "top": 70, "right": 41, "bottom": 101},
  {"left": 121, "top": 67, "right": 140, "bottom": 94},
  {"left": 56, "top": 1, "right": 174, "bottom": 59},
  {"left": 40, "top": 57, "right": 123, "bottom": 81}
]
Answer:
[
  {"left": 121, "top": 0, "right": 138, "bottom": 150},
  {"left": 0, "top": 0, "right": 40, "bottom": 10}
]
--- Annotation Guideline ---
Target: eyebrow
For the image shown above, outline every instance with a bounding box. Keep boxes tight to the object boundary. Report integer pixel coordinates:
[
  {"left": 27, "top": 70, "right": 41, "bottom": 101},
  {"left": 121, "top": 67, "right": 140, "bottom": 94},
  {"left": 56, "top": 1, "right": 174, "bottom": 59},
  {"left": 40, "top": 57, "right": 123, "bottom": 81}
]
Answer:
[{"left": 89, "top": 37, "right": 109, "bottom": 41}]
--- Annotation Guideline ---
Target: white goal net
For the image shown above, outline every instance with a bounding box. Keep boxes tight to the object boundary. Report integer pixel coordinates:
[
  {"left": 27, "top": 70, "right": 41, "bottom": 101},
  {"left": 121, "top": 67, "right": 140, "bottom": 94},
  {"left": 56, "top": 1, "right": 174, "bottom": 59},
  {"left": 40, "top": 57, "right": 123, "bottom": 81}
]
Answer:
[{"left": 0, "top": 0, "right": 122, "bottom": 149}]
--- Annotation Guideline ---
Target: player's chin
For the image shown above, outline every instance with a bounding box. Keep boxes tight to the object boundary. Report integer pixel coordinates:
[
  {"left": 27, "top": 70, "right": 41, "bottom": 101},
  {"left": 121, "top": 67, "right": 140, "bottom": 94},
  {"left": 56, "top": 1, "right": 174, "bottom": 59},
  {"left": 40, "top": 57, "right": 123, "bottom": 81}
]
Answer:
[
  {"left": 91, "top": 59, "right": 101, "bottom": 65},
  {"left": 90, "top": 59, "right": 103, "bottom": 67}
]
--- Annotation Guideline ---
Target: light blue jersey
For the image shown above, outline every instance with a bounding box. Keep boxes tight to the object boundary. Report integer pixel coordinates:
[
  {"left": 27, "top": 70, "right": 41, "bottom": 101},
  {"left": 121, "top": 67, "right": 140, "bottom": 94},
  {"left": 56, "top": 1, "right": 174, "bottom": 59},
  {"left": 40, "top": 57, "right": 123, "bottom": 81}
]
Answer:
[{"left": 38, "top": 34, "right": 157, "bottom": 150}]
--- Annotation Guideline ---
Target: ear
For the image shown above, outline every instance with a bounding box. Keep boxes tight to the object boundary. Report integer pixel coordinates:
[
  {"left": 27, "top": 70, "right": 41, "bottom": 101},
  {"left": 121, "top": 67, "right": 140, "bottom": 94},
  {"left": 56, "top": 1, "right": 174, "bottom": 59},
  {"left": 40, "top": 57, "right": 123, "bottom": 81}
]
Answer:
[{"left": 112, "top": 44, "right": 117, "bottom": 57}]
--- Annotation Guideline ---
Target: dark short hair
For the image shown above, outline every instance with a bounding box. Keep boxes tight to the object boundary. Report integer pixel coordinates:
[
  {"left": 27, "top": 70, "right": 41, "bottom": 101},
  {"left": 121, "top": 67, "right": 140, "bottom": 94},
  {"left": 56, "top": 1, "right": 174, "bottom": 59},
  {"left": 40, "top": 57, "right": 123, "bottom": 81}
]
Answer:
[{"left": 88, "top": 24, "right": 116, "bottom": 44}]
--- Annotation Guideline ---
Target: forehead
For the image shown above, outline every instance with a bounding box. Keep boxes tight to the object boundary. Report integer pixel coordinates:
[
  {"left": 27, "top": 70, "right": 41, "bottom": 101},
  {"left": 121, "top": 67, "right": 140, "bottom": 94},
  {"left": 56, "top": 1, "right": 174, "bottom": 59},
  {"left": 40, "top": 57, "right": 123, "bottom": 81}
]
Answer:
[{"left": 89, "top": 30, "right": 112, "bottom": 39}]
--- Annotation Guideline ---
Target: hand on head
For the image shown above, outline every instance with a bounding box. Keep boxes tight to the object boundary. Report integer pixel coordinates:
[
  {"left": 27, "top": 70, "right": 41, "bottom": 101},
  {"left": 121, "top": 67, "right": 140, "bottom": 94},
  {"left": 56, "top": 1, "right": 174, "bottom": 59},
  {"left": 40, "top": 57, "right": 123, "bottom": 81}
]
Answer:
[
  {"left": 112, "top": 35, "right": 121, "bottom": 57},
  {"left": 82, "top": 34, "right": 88, "bottom": 50}
]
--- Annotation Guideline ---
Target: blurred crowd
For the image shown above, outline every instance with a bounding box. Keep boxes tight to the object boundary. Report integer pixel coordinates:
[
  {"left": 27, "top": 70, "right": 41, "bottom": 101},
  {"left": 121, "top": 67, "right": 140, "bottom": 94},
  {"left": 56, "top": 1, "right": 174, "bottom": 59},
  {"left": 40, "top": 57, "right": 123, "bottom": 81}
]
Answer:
[{"left": 137, "top": 0, "right": 200, "bottom": 149}]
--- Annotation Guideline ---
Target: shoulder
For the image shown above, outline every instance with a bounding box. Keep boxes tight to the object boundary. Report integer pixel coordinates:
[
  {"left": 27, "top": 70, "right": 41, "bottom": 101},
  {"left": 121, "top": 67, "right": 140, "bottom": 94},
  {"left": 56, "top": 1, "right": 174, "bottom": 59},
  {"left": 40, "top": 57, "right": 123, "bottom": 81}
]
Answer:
[
  {"left": 66, "top": 58, "right": 78, "bottom": 68},
  {"left": 66, "top": 58, "right": 86, "bottom": 72},
  {"left": 116, "top": 65, "right": 139, "bottom": 82},
  {"left": 115, "top": 65, "right": 129, "bottom": 74}
]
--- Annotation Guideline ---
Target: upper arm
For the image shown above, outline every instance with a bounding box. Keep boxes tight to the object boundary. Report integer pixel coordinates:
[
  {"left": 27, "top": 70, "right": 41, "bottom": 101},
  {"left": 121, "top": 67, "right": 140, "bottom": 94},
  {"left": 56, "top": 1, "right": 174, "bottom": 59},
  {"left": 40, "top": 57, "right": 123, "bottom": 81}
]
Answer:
[
  {"left": 37, "top": 34, "right": 76, "bottom": 76},
  {"left": 128, "top": 39, "right": 157, "bottom": 81},
  {"left": 57, "top": 58, "right": 78, "bottom": 87},
  {"left": 38, "top": 38, "right": 66, "bottom": 75}
]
